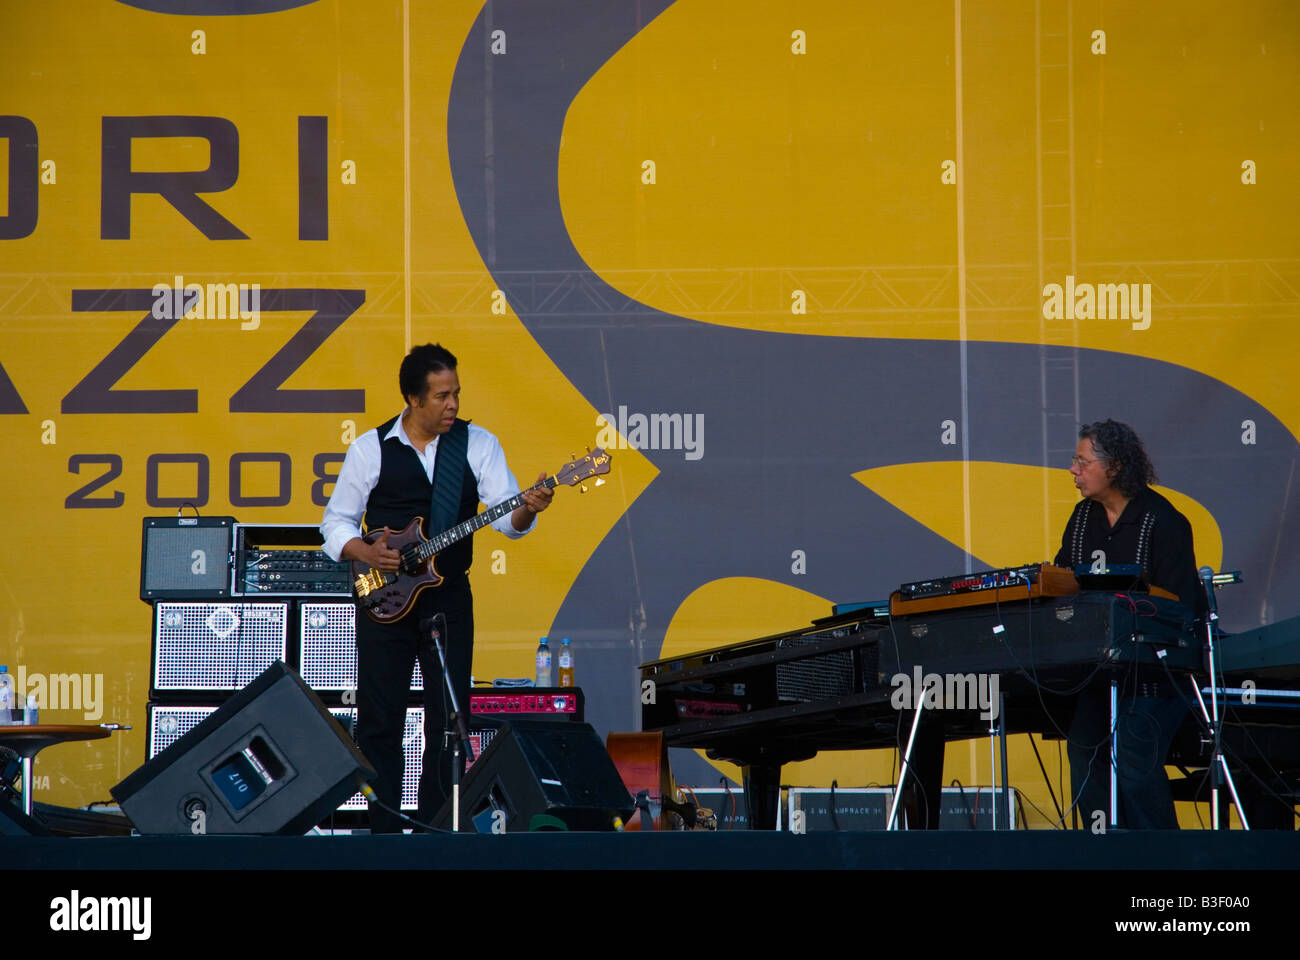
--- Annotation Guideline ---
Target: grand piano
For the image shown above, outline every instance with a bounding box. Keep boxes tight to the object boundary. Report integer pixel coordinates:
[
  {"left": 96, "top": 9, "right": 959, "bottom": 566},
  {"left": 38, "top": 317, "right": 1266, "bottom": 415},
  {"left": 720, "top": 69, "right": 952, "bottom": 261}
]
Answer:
[{"left": 640, "top": 565, "right": 1299, "bottom": 829}]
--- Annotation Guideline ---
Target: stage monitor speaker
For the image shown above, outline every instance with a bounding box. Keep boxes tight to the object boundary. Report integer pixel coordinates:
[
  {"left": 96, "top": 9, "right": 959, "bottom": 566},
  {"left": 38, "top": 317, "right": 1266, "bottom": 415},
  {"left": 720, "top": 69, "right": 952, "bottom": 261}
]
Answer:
[
  {"left": 140, "top": 516, "right": 235, "bottom": 601},
  {"left": 113, "top": 662, "right": 374, "bottom": 835},
  {"left": 149, "top": 703, "right": 424, "bottom": 812},
  {"left": 433, "top": 718, "right": 633, "bottom": 832}
]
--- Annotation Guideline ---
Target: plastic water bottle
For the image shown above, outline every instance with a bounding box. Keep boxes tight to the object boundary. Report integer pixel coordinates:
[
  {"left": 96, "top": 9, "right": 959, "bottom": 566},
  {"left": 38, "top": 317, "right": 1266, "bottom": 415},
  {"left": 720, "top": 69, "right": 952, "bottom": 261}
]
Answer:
[
  {"left": 535, "top": 637, "right": 552, "bottom": 686},
  {"left": 558, "top": 637, "right": 574, "bottom": 687},
  {"left": 23, "top": 693, "right": 38, "bottom": 725},
  {"left": 0, "top": 666, "right": 14, "bottom": 725}
]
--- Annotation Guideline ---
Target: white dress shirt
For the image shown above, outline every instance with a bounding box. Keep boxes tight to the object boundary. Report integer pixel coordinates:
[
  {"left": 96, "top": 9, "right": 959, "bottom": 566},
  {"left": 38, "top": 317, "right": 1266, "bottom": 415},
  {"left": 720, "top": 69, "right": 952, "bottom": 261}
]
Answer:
[{"left": 320, "top": 413, "right": 534, "bottom": 561}]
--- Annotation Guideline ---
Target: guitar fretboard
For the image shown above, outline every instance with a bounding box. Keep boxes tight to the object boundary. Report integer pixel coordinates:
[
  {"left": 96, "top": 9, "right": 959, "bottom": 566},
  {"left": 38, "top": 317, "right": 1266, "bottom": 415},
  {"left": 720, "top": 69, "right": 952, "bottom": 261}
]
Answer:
[{"left": 415, "top": 476, "right": 559, "bottom": 561}]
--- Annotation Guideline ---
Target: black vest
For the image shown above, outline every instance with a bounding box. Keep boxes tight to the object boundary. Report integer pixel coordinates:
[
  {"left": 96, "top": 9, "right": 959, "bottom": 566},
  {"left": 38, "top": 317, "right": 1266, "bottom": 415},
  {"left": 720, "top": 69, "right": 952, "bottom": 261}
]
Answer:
[{"left": 364, "top": 416, "right": 480, "bottom": 579}]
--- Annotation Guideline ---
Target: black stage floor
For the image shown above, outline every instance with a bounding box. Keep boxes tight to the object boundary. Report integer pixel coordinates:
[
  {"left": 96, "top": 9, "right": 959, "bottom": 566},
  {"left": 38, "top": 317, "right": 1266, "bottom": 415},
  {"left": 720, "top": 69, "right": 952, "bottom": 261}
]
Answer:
[{"left": 7, "top": 828, "right": 1298, "bottom": 871}]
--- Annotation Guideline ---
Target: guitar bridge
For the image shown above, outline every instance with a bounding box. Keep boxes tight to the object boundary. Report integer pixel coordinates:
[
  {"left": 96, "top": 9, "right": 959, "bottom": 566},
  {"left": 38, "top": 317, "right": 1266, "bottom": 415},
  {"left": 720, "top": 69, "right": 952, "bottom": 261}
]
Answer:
[{"left": 354, "top": 570, "right": 388, "bottom": 598}]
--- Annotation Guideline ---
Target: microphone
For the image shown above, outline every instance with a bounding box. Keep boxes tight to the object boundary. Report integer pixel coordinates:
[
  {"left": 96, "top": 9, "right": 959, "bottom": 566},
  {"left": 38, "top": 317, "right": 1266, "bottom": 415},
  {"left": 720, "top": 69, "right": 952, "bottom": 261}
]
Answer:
[
  {"left": 419, "top": 614, "right": 445, "bottom": 643},
  {"left": 1199, "top": 565, "right": 1218, "bottom": 617}
]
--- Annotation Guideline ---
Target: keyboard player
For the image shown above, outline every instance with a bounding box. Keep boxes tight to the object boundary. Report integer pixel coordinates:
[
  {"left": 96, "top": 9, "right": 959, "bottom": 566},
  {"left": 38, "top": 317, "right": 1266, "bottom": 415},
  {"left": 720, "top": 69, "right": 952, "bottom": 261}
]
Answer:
[
  {"left": 899, "top": 419, "right": 1202, "bottom": 829},
  {"left": 1056, "top": 419, "right": 1202, "bottom": 829}
]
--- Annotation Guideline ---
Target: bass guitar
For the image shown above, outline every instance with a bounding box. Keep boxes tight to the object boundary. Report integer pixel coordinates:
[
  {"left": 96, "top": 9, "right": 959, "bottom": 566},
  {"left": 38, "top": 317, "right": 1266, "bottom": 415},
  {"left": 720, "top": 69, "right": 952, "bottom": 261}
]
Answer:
[{"left": 352, "top": 448, "right": 611, "bottom": 622}]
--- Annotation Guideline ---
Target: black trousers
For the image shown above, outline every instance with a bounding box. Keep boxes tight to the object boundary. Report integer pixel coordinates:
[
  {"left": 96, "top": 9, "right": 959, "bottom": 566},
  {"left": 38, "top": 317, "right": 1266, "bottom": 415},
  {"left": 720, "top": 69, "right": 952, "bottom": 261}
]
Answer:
[
  {"left": 1066, "top": 675, "right": 1187, "bottom": 829},
  {"left": 355, "top": 575, "right": 474, "bottom": 833}
]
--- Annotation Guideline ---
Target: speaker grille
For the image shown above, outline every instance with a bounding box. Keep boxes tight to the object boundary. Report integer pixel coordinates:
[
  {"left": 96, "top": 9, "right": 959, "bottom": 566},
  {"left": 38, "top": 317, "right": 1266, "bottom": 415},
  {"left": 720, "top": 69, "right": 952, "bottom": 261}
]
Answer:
[
  {"left": 140, "top": 518, "right": 233, "bottom": 600},
  {"left": 153, "top": 598, "right": 288, "bottom": 686},
  {"left": 153, "top": 602, "right": 289, "bottom": 691},
  {"left": 775, "top": 634, "right": 856, "bottom": 702},
  {"left": 148, "top": 704, "right": 221, "bottom": 757},
  {"left": 299, "top": 602, "right": 423, "bottom": 692}
]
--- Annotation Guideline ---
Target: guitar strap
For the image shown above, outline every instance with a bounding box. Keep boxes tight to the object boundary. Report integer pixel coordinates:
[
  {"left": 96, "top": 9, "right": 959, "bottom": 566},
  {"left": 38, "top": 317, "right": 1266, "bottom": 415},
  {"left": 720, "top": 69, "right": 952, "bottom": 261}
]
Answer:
[{"left": 429, "top": 418, "right": 469, "bottom": 536}]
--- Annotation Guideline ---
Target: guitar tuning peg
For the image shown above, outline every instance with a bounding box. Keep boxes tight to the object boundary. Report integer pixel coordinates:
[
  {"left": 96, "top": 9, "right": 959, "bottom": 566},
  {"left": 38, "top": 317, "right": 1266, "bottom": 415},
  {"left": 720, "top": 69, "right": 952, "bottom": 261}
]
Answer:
[
  {"left": 595, "top": 477, "right": 605, "bottom": 487},
  {"left": 580, "top": 483, "right": 588, "bottom": 493},
  {"left": 585, "top": 446, "right": 591, "bottom": 454},
  {"left": 570, "top": 452, "right": 576, "bottom": 462}
]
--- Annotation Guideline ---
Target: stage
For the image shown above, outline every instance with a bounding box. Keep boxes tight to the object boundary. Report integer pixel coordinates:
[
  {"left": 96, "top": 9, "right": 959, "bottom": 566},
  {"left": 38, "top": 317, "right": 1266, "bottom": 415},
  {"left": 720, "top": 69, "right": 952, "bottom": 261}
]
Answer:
[{"left": 8, "top": 828, "right": 1298, "bottom": 871}]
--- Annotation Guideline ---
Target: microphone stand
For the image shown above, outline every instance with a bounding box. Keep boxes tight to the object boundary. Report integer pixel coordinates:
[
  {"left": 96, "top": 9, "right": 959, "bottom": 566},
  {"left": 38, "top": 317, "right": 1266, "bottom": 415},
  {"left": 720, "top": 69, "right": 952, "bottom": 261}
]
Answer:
[
  {"left": 422, "top": 613, "right": 477, "bottom": 832},
  {"left": 1194, "top": 568, "right": 1247, "bottom": 830}
]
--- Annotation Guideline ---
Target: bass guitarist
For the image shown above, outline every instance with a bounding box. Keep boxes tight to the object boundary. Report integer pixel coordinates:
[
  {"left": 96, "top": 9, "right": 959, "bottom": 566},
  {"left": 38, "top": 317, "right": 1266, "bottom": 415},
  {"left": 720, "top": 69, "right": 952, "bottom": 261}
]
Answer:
[{"left": 321, "top": 343, "right": 552, "bottom": 832}]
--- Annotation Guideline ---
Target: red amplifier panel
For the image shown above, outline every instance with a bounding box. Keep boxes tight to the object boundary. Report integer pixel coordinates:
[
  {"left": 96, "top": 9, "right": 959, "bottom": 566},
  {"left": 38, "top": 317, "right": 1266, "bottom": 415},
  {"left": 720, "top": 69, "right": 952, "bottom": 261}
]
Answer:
[{"left": 469, "top": 687, "right": 584, "bottom": 721}]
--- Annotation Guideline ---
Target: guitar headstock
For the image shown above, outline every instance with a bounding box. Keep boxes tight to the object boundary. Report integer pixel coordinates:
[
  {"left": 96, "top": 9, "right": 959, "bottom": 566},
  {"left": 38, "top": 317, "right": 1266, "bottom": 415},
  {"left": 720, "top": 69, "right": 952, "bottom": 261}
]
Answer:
[{"left": 556, "top": 448, "right": 612, "bottom": 488}]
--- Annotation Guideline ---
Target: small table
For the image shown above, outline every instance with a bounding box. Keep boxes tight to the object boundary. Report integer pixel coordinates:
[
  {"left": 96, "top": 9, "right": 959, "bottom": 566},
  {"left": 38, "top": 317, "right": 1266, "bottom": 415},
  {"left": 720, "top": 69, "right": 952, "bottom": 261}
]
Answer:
[{"left": 0, "top": 725, "right": 112, "bottom": 816}]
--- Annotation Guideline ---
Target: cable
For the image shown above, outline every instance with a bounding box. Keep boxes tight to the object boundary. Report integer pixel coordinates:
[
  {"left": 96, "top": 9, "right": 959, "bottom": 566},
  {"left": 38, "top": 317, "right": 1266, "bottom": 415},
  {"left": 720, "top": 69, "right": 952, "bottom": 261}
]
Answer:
[
  {"left": 1193, "top": 701, "right": 1300, "bottom": 827},
  {"left": 1153, "top": 647, "right": 1300, "bottom": 827},
  {"left": 719, "top": 777, "right": 737, "bottom": 829},
  {"left": 1055, "top": 664, "right": 1145, "bottom": 829},
  {"left": 1221, "top": 719, "right": 1300, "bottom": 825},
  {"left": 1024, "top": 732, "right": 1065, "bottom": 823},
  {"left": 357, "top": 782, "right": 453, "bottom": 834},
  {"left": 948, "top": 778, "right": 979, "bottom": 829},
  {"left": 1016, "top": 791, "right": 1066, "bottom": 828}
]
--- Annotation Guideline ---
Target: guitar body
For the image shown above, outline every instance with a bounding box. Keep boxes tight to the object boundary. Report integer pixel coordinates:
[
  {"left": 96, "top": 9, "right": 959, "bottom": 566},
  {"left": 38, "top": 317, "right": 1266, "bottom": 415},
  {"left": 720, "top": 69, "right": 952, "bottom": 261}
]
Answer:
[{"left": 352, "top": 517, "right": 445, "bottom": 623}]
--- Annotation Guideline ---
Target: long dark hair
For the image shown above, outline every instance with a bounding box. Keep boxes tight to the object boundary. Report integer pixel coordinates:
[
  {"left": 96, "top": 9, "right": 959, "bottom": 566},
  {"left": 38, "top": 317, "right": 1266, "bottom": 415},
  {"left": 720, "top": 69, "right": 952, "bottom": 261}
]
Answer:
[{"left": 1080, "top": 419, "right": 1156, "bottom": 498}]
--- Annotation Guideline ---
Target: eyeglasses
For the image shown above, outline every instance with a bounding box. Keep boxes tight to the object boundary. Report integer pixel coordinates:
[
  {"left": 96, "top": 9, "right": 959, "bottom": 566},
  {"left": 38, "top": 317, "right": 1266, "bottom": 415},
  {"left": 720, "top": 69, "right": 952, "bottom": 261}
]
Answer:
[{"left": 1070, "top": 455, "right": 1110, "bottom": 468}]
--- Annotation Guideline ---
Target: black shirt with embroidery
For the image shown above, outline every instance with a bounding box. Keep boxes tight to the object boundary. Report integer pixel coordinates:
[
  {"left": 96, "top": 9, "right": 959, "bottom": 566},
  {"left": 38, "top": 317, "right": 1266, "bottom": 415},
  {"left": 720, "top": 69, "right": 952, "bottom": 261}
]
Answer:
[{"left": 1054, "top": 487, "right": 1203, "bottom": 612}]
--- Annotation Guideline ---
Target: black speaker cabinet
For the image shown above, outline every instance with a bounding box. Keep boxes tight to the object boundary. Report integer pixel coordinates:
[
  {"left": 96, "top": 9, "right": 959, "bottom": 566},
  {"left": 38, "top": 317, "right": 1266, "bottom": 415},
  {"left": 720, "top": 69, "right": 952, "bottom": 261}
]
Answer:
[
  {"left": 148, "top": 703, "right": 425, "bottom": 811},
  {"left": 112, "top": 662, "right": 374, "bottom": 835},
  {"left": 140, "top": 516, "right": 235, "bottom": 600},
  {"left": 434, "top": 719, "right": 633, "bottom": 832}
]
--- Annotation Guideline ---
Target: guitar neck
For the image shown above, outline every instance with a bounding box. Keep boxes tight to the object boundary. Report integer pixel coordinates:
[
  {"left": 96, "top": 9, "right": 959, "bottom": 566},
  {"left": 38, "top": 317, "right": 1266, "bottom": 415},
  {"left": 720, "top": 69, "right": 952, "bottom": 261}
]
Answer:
[{"left": 416, "top": 476, "right": 558, "bottom": 561}]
